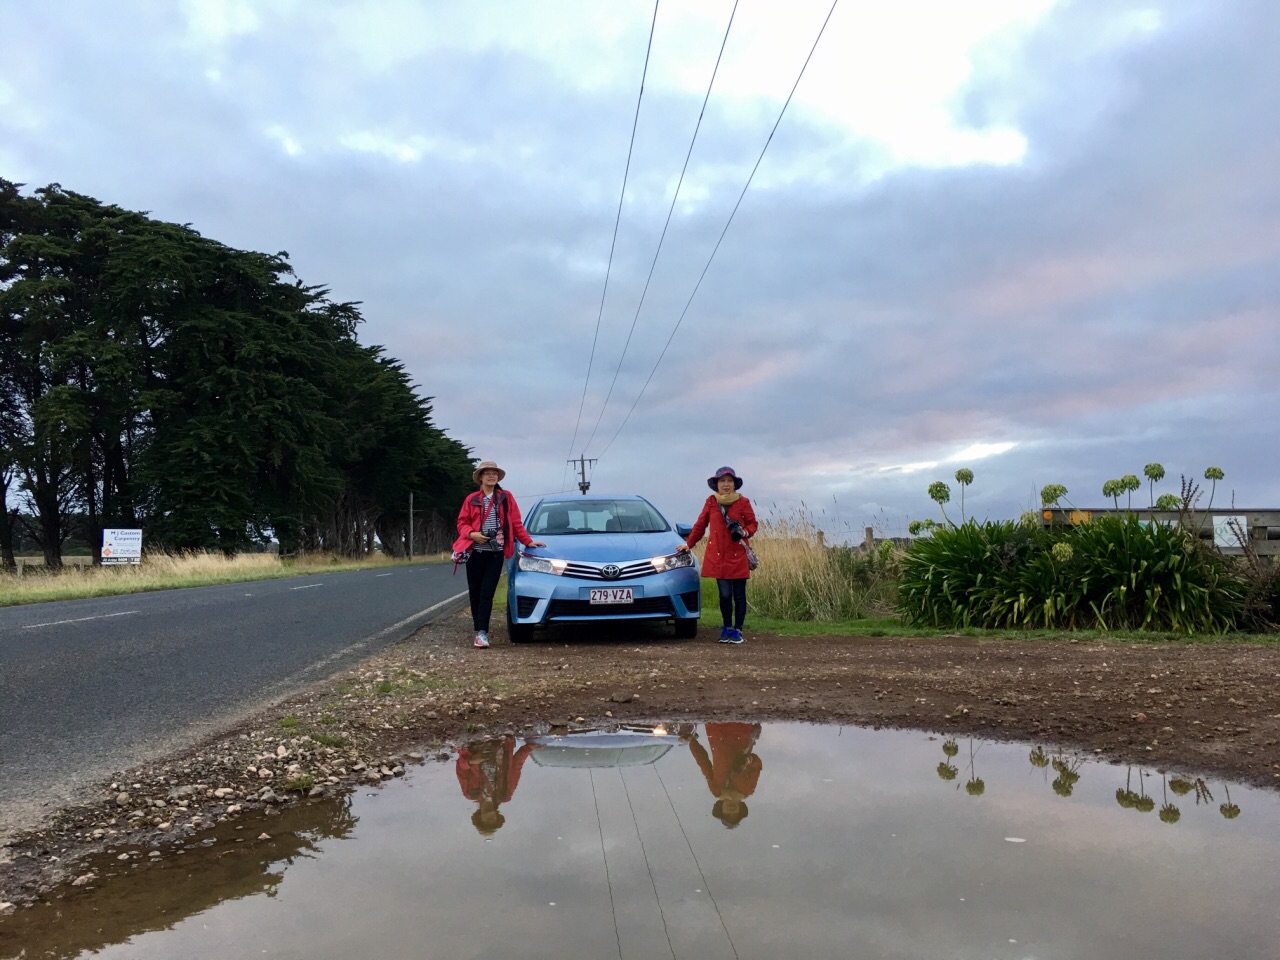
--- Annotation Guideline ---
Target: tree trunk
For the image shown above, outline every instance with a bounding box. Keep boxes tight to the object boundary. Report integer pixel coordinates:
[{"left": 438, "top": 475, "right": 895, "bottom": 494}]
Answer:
[{"left": 0, "top": 506, "right": 15, "bottom": 572}]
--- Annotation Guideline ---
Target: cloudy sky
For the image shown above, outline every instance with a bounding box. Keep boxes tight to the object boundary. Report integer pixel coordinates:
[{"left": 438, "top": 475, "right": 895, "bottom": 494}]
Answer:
[{"left": 3, "top": 0, "right": 1276, "bottom": 536}]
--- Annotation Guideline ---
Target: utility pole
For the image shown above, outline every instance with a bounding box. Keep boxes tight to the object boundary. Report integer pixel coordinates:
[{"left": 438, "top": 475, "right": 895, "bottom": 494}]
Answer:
[
  {"left": 568, "top": 456, "right": 596, "bottom": 495},
  {"left": 408, "top": 491, "right": 415, "bottom": 560}
]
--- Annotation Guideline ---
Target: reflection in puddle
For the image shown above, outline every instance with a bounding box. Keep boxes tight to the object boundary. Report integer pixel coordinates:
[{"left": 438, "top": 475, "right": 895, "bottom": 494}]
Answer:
[{"left": 4, "top": 723, "right": 1280, "bottom": 959}]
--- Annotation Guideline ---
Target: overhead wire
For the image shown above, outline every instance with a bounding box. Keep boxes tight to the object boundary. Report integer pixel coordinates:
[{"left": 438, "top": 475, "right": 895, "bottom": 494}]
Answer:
[
  {"left": 654, "top": 753, "right": 741, "bottom": 960},
  {"left": 579, "top": 0, "right": 741, "bottom": 456},
  {"left": 563, "top": 0, "right": 661, "bottom": 494},
  {"left": 590, "top": 768, "right": 625, "bottom": 960},
  {"left": 620, "top": 768, "right": 677, "bottom": 959},
  {"left": 594, "top": 0, "right": 841, "bottom": 462}
]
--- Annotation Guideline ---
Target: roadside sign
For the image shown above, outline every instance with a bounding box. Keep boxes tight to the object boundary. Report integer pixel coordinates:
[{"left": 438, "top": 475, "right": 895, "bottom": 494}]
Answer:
[{"left": 102, "top": 528, "right": 143, "bottom": 564}]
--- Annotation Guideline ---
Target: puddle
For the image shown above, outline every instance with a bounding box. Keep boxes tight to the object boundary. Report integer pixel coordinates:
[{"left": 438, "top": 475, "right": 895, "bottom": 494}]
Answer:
[{"left": 3, "top": 722, "right": 1279, "bottom": 959}]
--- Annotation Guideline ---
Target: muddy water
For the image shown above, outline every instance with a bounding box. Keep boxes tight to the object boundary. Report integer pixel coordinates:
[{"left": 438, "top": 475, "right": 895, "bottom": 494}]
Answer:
[{"left": 3, "top": 722, "right": 1279, "bottom": 959}]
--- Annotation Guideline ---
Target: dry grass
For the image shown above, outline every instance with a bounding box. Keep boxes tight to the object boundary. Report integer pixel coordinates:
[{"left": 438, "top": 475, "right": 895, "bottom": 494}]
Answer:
[
  {"left": 697, "top": 506, "right": 903, "bottom": 622},
  {"left": 0, "top": 550, "right": 432, "bottom": 606}
]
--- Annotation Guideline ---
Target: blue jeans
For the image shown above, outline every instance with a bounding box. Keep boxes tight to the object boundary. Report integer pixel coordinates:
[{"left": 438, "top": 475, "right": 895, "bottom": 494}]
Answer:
[{"left": 717, "top": 578, "right": 747, "bottom": 630}]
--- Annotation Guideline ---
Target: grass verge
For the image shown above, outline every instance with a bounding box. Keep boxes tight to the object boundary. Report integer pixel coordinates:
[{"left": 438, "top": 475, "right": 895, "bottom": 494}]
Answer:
[{"left": 0, "top": 551, "right": 448, "bottom": 607}]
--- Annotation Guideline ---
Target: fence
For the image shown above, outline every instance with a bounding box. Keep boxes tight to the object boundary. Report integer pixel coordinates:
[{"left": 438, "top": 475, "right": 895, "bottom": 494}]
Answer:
[
  {"left": 10, "top": 556, "right": 96, "bottom": 577},
  {"left": 1039, "top": 508, "right": 1280, "bottom": 557}
]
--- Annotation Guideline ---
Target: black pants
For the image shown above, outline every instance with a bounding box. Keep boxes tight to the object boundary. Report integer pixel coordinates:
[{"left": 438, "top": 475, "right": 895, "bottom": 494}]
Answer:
[
  {"left": 717, "top": 578, "right": 747, "bottom": 629},
  {"left": 466, "top": 550, "right": 506, "bottom": 632}
]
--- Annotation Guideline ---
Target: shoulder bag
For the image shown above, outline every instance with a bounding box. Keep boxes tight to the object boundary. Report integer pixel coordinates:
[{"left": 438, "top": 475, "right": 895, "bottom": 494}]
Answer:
[{"left": 718, "top": 503, "right": 760, "bottom": 571}]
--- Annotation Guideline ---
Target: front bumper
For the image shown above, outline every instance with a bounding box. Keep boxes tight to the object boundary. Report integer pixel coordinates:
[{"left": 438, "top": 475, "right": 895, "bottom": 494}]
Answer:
[{"left": 508, "top": 566, "right": 702, "bottom": 625}]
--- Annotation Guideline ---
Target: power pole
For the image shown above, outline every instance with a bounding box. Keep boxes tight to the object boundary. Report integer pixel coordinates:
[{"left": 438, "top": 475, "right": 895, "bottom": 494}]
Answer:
[
  {"left": 568, "top": 456, "right": 596, "bottom": 495},
  {"left": 408, "top": 491, "right": 415, "bottom": 560}
]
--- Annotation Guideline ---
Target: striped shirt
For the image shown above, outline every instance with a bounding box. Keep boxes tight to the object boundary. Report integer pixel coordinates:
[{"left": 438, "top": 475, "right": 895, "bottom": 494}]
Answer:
[{"left": 476, "top": 494, "right": 503, "bottom": 550}]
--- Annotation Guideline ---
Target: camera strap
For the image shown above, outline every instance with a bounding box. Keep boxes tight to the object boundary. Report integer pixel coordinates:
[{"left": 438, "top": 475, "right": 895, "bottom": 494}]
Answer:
[{"left": 718, "top": 502, "right": 743, "bottom": 538}]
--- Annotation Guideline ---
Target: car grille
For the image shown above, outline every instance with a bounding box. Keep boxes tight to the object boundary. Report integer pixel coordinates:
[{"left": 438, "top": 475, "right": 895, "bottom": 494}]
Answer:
[
  {"left": 516, "top": 597, "right": 538, "bottom": 618},
  {"left": 560, "top": 559, "right": 658, "bottom": 581},
  {"left": 547, "top": 598, "right": 674, "bottom": 618},
  {"left": 681, "top": 590, "right": 700, "bottom": 612}
]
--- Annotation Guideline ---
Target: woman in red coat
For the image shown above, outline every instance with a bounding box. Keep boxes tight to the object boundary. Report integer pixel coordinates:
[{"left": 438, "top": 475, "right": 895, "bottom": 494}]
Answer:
[
  {"left": 679, "top": 466, "right": 759, "bottom": 643},
  {"left": 688, "top": 722, "right": 762, "bottom": 827}
]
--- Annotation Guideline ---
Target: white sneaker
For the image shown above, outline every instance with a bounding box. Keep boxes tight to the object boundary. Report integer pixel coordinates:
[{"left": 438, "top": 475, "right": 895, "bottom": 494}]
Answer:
[{"left": 473, "top": 631, "right": 490, "bottom": 649}]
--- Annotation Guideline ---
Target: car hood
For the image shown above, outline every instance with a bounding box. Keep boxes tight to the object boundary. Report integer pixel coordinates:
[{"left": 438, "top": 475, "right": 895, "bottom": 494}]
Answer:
[
  {"left": 530, "top": 733, "right": 674, "bottom": 768},
  {"left": 525, "top": 532, "right": 684, "bottom": 562}
]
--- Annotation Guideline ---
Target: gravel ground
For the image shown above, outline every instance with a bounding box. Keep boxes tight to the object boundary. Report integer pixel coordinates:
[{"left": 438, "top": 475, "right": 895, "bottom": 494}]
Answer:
[{"left": 2, "top": 612, "right": 1278, "bottom": 911}]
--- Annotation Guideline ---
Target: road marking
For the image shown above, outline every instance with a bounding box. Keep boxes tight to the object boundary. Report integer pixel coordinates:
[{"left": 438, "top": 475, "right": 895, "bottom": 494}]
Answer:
[
  {"left": 290, "top": 583, "right": 324, "bottom": 590},
  {"left": 296, "top": 591, "right": 468, "bottom": 677},
  {"left": 23, "top": 611, "right": 140, "bottom": 629},
  {"left": 376, "top": 573, "right": 393, "bottom": 578}
]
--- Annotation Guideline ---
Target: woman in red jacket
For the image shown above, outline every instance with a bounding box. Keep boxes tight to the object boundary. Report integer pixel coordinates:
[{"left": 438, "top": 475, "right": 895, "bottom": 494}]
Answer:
[
  {"left": 453, "top": 460, "right": 544, "bottom": 649},
  {"left": 688, "top": 722, "right": 763, "bottom": 827},
  {"left": 679, "top": 466, "right": 759, "bottom": 644}
]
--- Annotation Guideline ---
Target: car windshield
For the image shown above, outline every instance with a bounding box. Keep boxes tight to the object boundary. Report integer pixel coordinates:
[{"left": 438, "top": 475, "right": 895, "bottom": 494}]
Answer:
[{"left": 528, "top": 499, "right": 670, "bottom": 535}]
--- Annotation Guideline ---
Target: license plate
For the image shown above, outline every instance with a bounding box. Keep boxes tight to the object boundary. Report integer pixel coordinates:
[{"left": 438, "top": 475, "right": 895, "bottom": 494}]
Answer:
[{"left": 589, "top": 587, "right": 633, "bottom": 604}]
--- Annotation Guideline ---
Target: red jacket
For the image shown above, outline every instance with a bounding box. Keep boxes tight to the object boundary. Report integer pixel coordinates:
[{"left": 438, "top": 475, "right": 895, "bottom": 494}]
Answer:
[
  {"left": 686, "top": 494, "right": 758, "bottom": 579},
  {"left": 456, "top": 739, "right": 537, "bottom": 804},
  {"left": 690, "top": 722, "right": 762, "bottom": 799},
  {"left": 454, "top": 487, "right": 536, "bottom": 559}
]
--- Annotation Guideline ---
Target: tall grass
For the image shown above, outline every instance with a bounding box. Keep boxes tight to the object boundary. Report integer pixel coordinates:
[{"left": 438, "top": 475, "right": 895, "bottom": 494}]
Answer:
[
  {"left": 0, "top": 550, "right": 426, "bottom": 606},
  {"left": 737, "top": 507, "right": 901, "bottom": 621}
]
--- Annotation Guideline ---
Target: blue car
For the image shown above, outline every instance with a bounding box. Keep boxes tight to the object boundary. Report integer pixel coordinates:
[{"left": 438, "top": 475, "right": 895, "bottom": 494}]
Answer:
[{"left": 505, "top": 494, "right": 701, "bottom": 643}]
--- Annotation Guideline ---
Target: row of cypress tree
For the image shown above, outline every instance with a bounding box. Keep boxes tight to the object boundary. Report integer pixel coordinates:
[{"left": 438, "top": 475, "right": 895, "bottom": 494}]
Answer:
[{"left": 0, "top": 179, "right": 475, "bottom": 567}]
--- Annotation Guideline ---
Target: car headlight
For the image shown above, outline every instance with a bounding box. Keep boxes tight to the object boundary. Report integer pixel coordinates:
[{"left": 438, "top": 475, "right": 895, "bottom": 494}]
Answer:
[
  {"left": 650, "top": 551, "right": 694, "bottom": 573},
  {"left": 518, "top": 554, "right": 567, "bottom": 575}
]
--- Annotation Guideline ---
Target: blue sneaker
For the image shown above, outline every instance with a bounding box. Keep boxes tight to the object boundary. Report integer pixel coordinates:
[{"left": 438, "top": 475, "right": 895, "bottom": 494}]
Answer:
[
  {"left": 727, "top": 628, "right": 744, "bottom": 644},
  {"left": 718, "top": 626, "right": 732, "bottom": 643}
]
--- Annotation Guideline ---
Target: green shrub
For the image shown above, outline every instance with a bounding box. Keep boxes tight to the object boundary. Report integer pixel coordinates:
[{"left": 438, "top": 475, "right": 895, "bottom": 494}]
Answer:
[{"left": 898, "top": 515, "right": 1246, "bottom": 634}]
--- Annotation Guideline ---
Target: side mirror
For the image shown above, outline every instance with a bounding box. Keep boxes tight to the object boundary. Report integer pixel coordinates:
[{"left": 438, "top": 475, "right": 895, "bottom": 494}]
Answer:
[{"left": 676, "top": 523, "right": 693, "bottom": 538}]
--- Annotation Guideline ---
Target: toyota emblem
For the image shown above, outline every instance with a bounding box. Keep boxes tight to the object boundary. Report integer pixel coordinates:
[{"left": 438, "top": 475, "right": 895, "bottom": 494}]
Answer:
[{"left": 601, "top": 564, "right": 621, "bottom": 580}]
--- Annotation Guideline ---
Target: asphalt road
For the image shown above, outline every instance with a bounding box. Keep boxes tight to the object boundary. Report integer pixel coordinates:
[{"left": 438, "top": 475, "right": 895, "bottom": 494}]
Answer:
[{"left": 0, "top": 563, "right": 467, "bottom": 842}]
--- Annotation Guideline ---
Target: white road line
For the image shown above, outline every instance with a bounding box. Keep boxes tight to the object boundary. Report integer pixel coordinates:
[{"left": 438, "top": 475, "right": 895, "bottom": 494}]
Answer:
[
  {"left": 296, "top": 591, "right": 468, "bottom": 677},
  {"left": 376, "top": 573, "right": 393, "bottom": 578},
  {"left": 23, "top": 611, "right": 141, "bottom": 629},
  {"left": 290, "top": 583, "right": 324, "bottom": 590}
]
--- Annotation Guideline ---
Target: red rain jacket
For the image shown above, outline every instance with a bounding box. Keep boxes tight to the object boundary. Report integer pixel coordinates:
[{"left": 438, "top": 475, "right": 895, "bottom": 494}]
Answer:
[
  {"left": 685, "top": 494, "right": 758, "bottom": 579},
  {"left": 453, "top": 487, "right": 536, "bottom": 559}
]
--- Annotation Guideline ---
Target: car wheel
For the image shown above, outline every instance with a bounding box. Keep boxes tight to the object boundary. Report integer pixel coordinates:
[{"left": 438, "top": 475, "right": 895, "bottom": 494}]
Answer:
[
  {"left": 507, "top": 613, "right": 536, "bottom": 644},
  {"left": 673, "top": 618, "right": 698, "bottom": 639}
]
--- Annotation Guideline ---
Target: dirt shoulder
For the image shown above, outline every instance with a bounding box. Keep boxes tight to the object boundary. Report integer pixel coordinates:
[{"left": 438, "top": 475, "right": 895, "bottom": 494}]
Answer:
[{"left": 3, "top": 614, "right": 1279, "bottom": 910}]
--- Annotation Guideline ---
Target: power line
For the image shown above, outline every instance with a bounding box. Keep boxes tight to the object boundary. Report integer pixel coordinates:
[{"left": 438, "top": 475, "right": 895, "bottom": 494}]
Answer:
[
  {"left": 590, "top": 769, "right": 625, "bottom": 960},
  {"left": 655, "top": 758, "right": 740, "bottom": 960},
  {"left": 620, "top": 768, "right": 677, "bottom": 960},
  {"left": 595, "top": 0, "right": 841, "bottom": 461},
  {"left": 564, "top": 0, "right": 661, "bottom": 486},
  {"left": 580, "top": 0, "right": 741, "bottom": 455}
]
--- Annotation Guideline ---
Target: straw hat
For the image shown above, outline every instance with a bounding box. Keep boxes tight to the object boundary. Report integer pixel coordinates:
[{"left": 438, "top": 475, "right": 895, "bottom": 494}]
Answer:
[{"left": 473, "top": 460, "right": 506, "bottom": 484}]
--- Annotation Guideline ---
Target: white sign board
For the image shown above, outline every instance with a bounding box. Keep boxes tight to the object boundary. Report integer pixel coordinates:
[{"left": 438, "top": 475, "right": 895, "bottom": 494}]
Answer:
[
  {"left": 102, "top": 528, "right": 143, "bottom": 564},
  {"left": 1212, "top": 515, "right": 1247, "bottom": 549}
]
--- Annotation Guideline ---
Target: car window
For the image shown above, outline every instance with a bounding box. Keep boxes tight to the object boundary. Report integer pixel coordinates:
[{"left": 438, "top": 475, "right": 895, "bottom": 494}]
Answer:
[{"left": 528, "top": 500, "right": 670, "bottom": 535}]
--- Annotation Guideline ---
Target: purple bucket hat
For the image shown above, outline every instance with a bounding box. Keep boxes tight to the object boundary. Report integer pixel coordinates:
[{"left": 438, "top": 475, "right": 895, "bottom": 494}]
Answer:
[{"left": 707, "top": 466, "right": 743, "bottom": 491}]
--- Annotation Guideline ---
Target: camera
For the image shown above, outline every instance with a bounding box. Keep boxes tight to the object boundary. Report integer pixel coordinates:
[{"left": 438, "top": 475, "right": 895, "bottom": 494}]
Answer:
[{"left": 726, "top": 519, "right": 746, "bottom": 542}]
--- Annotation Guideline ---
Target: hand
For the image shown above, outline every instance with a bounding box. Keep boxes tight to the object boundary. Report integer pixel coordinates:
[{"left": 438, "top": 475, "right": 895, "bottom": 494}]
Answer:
[
  {"left": 531, "top": 540, "right": 546, "bottom": 547},
  {"left": 676, "top": 544, "right": 690, "bottom": 553},
  {"left": 469, "top": 532, "right": 488, "bottom": 544}
]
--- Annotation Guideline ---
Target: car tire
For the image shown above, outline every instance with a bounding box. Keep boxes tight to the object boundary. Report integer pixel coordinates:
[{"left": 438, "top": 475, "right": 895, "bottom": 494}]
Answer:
[
  {"left": 673, "top": 618, "right": 698, "bottom": 639},
  {"left": 507, "top": 614, "right": 536, "bottom": 644}
]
